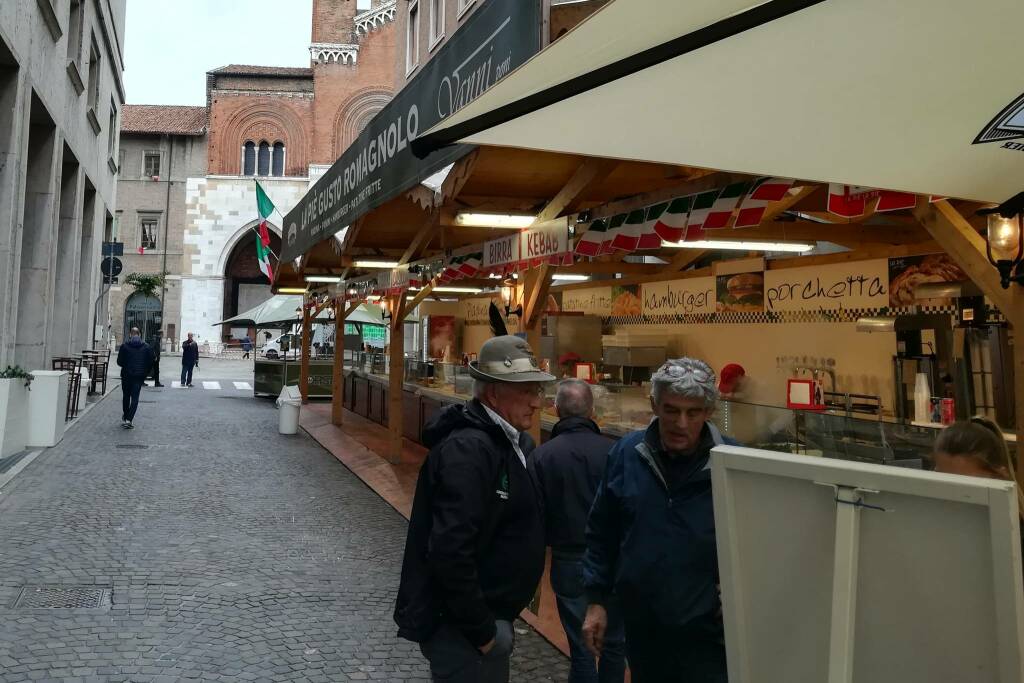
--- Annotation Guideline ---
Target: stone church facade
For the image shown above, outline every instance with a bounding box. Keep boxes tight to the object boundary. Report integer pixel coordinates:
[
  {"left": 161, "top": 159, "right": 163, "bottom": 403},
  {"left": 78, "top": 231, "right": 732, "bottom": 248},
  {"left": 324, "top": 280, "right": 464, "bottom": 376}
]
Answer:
[{"left": 177, "top": 0, "right": 397, "bottom": 347}]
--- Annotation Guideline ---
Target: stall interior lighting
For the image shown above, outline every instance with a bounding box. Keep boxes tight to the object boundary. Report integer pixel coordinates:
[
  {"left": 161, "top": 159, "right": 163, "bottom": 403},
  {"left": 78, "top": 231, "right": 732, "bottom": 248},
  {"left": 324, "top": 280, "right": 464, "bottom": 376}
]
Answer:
[
  {"left": 305, "top": 275, "right": 341, "bottom": 283},
  {"left": 410, "top": 286, "right": 483, "bottom": 293},
  {"left": 353, "top": 260, "right": 400, "bottom": 268},
  {"left": 455, "top": 212, "right": 536, "bottom": 229},
  {"left": 551, "top": 274, "right": 590, "bottom": 281},
  {"left": 664, "top": 239, "right": 814, "bottom": 253},
  {"left": 278, "top": 287, "right": 308, "bottom": 294}
]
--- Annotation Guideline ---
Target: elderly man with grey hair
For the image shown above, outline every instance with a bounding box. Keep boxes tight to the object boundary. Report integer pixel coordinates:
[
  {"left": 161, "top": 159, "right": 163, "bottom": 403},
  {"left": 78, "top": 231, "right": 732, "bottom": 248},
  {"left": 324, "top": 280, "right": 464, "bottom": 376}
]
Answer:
[
  {"left": 581, "top": 358, "right": 736, "bottom": 682},
  {"left": 531, "top": 380, "right": 625, "bottom": 683}
]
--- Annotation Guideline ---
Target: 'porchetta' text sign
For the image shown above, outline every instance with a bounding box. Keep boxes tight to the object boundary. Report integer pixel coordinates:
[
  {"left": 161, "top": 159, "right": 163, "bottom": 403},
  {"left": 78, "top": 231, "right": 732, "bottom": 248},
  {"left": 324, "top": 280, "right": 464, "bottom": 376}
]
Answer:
[{"left": 763, "top": 260, "right": 889, "bottom": 312}]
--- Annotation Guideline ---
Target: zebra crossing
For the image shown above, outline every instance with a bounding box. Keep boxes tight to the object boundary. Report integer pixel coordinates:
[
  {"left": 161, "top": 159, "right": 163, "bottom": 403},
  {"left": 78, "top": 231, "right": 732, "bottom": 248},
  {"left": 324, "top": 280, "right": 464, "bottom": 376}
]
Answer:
[{"left": 169, "top": 381, "right": 252, "bottom": 391}]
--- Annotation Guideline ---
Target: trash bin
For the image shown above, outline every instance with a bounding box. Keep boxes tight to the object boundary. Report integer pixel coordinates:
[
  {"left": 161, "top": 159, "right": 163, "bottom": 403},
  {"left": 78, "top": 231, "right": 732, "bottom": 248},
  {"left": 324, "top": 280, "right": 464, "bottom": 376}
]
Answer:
[{"left": 277, "top": 385, "right": 302, "bottom": 435}]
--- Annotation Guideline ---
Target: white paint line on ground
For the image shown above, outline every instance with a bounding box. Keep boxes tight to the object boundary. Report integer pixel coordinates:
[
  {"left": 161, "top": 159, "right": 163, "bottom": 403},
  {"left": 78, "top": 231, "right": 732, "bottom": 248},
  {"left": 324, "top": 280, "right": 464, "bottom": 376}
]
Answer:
[
  {"left": 233, "top": 382, "right": 252, "bottom": 390},
  {"left": 0, "top": 450, "right": 42, "bottom": 492},
  {"left": 202, "top": 381, "right": 221, "bottom": 390},
  {"left": 171, "top": 381, "right": 183, "bottom": 388}
]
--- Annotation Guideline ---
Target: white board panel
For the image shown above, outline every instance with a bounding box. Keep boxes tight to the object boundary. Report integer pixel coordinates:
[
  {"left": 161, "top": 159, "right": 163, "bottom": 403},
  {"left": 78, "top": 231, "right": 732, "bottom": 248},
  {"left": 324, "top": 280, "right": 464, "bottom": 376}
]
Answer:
[{"left": 711, "top": 446, "right": 1024, "bottom": 683}]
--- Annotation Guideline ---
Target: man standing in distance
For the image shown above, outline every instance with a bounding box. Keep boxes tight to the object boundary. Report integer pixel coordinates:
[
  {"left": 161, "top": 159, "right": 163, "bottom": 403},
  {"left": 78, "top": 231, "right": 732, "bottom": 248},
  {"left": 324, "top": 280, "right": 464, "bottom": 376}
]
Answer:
[
  {"left": 181, "top": 333, "right": 199, "bottom": 388},
  {"left": 532, "top": 379, "right": 625, "bottom": 683},
  {"left": 116, "top": 326, "right": 154, "bottom": 429},
  {"left": 583, "top": 358, "right": 737, "bottom": 682},
  {"left": 395, "top": 335, "right": 553, "bottom": 682}
]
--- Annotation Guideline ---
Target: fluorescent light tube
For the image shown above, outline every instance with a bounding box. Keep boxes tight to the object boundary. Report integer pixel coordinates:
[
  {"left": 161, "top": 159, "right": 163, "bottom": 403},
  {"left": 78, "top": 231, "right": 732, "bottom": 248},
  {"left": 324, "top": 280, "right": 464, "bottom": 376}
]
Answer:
[
  {"left": 663, "top": 239, "right": 814, "bottom": 253},
  {"left": 455, "top": 212, "right": 536, "bottom": 229}
]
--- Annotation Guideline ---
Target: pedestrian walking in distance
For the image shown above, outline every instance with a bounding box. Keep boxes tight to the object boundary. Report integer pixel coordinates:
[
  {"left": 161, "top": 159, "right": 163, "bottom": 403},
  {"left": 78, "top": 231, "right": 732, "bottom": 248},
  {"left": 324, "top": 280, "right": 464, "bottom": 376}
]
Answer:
[
  {"left": 148, "top": 332, "right": 164, "bottom": 387},
  {"left": 241, "top": 334, "right": 253, "bottom": 359},
  {"left": 181, "top": 333, "right": 199, "bottom": 387},
  {"left": 395, "top": 335, "right": 554, "bottom": 683},
  {"left": 531, "top": 379, "right": 625, "bottom": 683},
  {"left": 583, "top": 358, "right": 738, "bottom": 682},
  {"left": 116, "top": 327, "right": 155, "bottom": 429}
]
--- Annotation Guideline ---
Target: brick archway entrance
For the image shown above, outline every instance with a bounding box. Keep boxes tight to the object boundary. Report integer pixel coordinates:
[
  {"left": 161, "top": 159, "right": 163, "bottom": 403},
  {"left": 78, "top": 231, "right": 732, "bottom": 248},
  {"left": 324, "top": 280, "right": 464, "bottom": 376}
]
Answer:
[{"left": 220, "top": 229, "right": 282, "bottom": 342}]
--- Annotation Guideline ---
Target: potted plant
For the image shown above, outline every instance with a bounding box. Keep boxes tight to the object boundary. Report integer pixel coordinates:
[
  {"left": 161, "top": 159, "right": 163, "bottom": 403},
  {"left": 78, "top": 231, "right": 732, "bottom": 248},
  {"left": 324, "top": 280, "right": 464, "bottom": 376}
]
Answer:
[
  {"left": 123, "top": 272, "right": 165, "bottom": 298},
  {"left": 0, "top": 366, "right": 32, "bottom": 457}
]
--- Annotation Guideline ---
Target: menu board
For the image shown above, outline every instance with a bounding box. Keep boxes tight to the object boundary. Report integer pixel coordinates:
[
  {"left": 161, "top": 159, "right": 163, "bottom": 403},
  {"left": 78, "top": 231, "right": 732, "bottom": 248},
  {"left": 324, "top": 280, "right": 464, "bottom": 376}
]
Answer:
[
  {"left": 763, "top": 259, "right": 889, "bottom": 312},
  {"left": 459, "top": 296, "right": 498, "bottom": 323},
  {"left": 643, "top": 277, "right": 716, "bottom": 316},
  {"left": 563, "top": 287, "right": 613, "bottom": 316}
]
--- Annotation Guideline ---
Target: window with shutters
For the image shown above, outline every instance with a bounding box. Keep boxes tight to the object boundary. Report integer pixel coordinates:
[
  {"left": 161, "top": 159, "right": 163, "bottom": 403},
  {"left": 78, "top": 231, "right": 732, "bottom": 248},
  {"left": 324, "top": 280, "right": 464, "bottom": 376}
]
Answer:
[
  {"left": 272, "top": 142, "right": 285, "bottom": 177},
  {"left": 143, "top": 151, "right": 160, "bottom": 178},
  {"left": 406, "top": 1, "right": 420, "bottom": 76},
  {"left": 67, "top": 0, "right": 84, "bottom": 64},
  {"left": 429, "top": 0, "right": 445, "bottom": 49},
  {"left": 87, "top": 39, "right": 100, "bottom": 109},
  {"left": 139, "top": 215, "right": 159, "bottom": 250},
  {"left": 242, "top": 141, "right": 256, "bottom": 176},
  {"left": 257, "top": 141, "right": 270, "bottom": 176}
]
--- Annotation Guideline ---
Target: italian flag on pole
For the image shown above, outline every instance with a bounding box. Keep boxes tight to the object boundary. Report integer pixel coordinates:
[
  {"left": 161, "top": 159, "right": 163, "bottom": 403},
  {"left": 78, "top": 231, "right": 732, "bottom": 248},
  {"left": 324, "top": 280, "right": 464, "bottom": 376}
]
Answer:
[{"left": 255, "top": 181, "right": 275, "bottom": 282}]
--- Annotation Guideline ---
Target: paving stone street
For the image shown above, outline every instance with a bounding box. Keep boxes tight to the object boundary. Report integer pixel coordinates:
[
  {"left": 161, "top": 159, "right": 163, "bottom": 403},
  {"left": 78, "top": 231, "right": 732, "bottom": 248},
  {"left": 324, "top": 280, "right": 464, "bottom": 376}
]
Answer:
[{"left": 0, "top": 360, "right": 568, "bottom": 682}]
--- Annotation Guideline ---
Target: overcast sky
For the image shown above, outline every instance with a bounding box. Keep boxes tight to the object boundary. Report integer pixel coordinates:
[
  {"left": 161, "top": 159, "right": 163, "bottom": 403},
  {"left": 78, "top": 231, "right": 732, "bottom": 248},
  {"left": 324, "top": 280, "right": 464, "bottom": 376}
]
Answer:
[{"left": 123, "top": 0, "right": 315, "bottom": 106}]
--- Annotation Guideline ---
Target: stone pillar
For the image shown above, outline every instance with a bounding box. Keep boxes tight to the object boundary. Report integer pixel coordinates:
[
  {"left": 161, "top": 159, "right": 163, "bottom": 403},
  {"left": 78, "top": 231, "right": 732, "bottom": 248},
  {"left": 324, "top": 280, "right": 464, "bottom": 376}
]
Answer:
[
  {"left": 50, "top": 156, "right": 84, "bottom": 358},
  {"left": 74, "top": 185, "right": 98, "bottom": 352},
  {"left": 0, "top": 69, "right": 29, "bottom": 367},
  {"left": 15, "top": 104, "right": 62, "bottom": 370}
]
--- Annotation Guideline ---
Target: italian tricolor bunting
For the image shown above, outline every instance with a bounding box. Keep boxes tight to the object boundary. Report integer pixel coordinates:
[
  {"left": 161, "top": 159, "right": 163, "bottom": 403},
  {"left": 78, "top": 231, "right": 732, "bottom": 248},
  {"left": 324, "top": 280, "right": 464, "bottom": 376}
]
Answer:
[
  {"left": 686, "top": 190, "right": 720, "bottom": 235},
  {"left": 611, "top": 209, "right": 645, "bottom": 252},
  {"left": 735, "top": 178, "right": 795, "bottom": 228},
  {"left": 576, "top": 219, "right": 608, "bottom": 256},
  {"left": 704, "top": 182, "right": 750, "bottom": 229},
  {"left": 603, "top": 214, "right": 627, "bottom": 255},
  {"left": 652, "top": 197, "right": 690, "bottom": 242},
  {"left": 255, "top": 180, "right": 275, "bottom": 282}
]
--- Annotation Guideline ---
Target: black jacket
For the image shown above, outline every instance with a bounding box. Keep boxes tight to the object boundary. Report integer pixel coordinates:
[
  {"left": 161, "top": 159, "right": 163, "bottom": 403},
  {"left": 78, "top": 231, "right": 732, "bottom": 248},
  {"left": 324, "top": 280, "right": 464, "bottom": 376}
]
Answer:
[
  {"left": 148, "top": 338, "right": 161, "bottom": 360},
  {"left": 530, "top": 416, "right": 615, "bottom": 554},
  {"left": 394, "top": 399, "right": 546, "bottom": 647},
  {"left": 117, "top": 337, "right": 155, "bottom": 380},
  {"left": 181, "top": 340, "right": 199, "bottom": 365}
]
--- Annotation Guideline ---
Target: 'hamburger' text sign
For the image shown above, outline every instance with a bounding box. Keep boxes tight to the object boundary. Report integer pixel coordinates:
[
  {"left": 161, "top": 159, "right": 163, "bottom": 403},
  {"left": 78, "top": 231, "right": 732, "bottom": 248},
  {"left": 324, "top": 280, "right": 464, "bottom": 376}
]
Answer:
[
  {"left": 643, "top": 277, "right": 716, "bottom": 316},
  {"left": 763, "top": 260, "right": 889, "bottom": 312}
]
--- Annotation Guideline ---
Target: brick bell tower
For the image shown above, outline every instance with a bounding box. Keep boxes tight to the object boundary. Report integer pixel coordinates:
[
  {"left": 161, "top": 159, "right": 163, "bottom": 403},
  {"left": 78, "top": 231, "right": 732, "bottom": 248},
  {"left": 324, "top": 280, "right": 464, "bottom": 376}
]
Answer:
[{"left": 311, "top": 0, "right": 359, "bottom": 45}]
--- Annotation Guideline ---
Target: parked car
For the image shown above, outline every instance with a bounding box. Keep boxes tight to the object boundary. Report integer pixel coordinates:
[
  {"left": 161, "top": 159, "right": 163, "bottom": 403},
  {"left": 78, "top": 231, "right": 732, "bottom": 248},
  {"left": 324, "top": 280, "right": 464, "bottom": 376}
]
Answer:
[{"left": 262, "top": 327, "right": 330, "bottom": 360}]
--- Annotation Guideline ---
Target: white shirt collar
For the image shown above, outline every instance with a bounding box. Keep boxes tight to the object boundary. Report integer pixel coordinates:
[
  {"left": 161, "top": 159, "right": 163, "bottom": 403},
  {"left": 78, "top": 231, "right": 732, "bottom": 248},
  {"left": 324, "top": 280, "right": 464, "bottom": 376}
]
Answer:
[{"left": 481, "top": 403, "right": 527, "bottom": 469}]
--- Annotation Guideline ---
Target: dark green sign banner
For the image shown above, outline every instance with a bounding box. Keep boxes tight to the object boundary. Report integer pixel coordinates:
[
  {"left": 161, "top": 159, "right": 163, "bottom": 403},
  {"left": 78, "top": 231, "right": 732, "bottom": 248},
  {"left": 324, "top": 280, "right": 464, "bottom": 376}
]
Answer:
[{"left": 281, "top": 0, "right": 541, "bottom": 263}]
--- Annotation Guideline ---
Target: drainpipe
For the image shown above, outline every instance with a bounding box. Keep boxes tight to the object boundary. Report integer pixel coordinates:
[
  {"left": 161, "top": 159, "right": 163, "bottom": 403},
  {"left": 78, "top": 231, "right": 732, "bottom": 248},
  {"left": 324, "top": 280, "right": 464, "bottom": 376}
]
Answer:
[{"left": 159, "top": 134, "right": 174, "bottom": 347}]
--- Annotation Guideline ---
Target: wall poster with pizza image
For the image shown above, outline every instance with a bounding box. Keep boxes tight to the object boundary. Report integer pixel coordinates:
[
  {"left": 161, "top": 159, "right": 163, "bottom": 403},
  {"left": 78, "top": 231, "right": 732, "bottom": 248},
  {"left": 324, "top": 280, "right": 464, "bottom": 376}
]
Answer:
[
  {"left": 610, "top": 284, "right": 642, "bottom": 317},
  {"left": 888, "top": 254, "right": 968, "bottom": 307},
  {"left": 716, "top": 272, "right": 765, "bottom": 313}
]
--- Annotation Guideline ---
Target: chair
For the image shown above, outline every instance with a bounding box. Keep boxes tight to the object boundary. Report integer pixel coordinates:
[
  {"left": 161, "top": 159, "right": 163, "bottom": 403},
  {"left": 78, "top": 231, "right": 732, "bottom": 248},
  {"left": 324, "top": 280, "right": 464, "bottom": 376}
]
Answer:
[
  {"left": 82, "top": 349, "right": 109, "bottom": 395},
  {"left": 52, "top": 357, "right": 82, "bottom": 421}
]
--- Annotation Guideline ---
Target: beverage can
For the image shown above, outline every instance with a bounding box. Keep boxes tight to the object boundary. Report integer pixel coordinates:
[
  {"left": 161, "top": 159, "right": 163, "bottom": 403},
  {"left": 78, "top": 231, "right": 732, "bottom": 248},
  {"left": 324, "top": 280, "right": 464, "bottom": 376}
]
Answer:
[{"left": 941, "top": 398, "right": 955, "bottom": 425}]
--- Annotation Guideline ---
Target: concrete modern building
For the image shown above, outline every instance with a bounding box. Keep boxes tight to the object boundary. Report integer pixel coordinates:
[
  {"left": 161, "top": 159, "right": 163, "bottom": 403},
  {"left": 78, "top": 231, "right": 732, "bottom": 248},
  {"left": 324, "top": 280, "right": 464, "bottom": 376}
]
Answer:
[
  {"left": 0, "top": 0, "right": 127, "bottom": 368},
  {"left": 178, "top": 0, "right": 397, "bottom": 347},
  {"left": 110, "top": 105, "right": 207, "bottom": 347}
]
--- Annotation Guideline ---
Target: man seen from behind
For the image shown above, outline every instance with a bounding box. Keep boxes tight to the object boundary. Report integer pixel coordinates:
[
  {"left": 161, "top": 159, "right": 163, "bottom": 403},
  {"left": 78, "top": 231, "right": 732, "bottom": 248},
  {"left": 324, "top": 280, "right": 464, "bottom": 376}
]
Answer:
[
  {"left": 531, "top": 379, "right": 625, "bottom": 683},
  {"left": 116, "top": 326, "right": 154, "bottom": 429}
]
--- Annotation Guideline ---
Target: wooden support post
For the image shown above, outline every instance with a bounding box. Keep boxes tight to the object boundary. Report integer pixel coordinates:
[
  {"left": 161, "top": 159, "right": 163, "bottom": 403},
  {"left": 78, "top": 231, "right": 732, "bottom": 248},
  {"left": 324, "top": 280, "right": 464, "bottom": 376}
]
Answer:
[
  {"left": 521, "top": 267, "right": 553, "bottom": 444},
  {"left": 331, "top": 298, "right": 346, "bottom": 426},
  {"left": 913, "top": 199, "right": 1024, "bottom": 480},
  {"left": 387, "top": 294, "right": 408, "bottom": 463},
  {"left": 299, "top": 298, "right": 312, "bottom": 404}
]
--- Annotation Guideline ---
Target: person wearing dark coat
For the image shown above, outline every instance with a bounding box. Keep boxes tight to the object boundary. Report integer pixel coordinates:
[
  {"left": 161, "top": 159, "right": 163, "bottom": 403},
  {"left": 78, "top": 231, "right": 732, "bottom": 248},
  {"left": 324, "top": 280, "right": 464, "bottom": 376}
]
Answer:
[
  {"left": 148, "top": 333, "right": 164, "bottom": 387},
  {"left": 180, "top": 332, "right": 199, "bottom": 387},
  {"left": 582, "top": 358, "right": 739, "bottom": 683},
  {"left": 395, "top": 335, "right": 554, "bottom": 683},
  {"left": 531, "top": 379, "right": 625, "bottom": 683},
  {"left": 241, "top": 334, "right": 253, "bottom": 359},
  {"left": 116, "top": 327, "right": 155, "bottom": 429}
]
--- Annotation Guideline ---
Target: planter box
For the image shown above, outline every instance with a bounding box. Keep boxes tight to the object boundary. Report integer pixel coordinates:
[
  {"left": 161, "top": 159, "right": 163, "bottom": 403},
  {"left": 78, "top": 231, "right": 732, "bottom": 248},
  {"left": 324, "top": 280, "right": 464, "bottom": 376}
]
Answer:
[
  {"left": 0, "top": 378, "right": 30, "bottom": 457},
  {"left": 27, "top": 371, "right": 67, "bottom": 448}
]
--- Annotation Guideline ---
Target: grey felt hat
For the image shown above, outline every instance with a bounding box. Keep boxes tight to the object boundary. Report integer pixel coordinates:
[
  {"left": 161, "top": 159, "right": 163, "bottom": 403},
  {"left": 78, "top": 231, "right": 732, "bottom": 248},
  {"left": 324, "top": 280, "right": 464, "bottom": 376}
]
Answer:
[{"left": 469, "top": 335, "right": 556, "bottom": 383}]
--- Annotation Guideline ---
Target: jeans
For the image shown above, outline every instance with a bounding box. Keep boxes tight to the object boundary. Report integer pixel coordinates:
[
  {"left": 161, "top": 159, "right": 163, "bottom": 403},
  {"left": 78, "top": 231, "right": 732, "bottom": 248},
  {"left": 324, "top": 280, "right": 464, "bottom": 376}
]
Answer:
[
  {"left": 181, "top": 363, "right": 195, "bottom": 386},
  {"left": 550, "top": 556, "right": 626, "bottom": 683},
  {"left": 623, "top": 610, "right": 727, "bottom": 683},
  {"left": 419, "top": 619, "right": 514, "bottom": 682},
  {"left": 121, "top": 378, "right": 144, "bottom": 421}
]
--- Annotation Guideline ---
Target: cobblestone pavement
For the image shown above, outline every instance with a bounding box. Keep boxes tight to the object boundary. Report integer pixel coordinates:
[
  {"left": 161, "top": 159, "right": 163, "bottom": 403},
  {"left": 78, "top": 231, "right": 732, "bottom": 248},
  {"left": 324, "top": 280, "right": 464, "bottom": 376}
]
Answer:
[{"left": 0, "top": 370, "right": 569, "bottom": 682}]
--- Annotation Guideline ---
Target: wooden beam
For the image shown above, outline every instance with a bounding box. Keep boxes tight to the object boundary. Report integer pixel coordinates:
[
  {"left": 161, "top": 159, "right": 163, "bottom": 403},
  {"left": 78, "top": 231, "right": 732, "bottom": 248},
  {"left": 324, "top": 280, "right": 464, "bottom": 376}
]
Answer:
[
  {"left": 299, "top": 300, "right": 312, "bottom": 404},
  {"left": 331, "top": 298, "right": 346, "bottom": 426},
  {"left": 913, "top": 201, "right": 1023, "bottom": 326},
  {"left": 535, "top": 158, "right": 619, "bottom": 224},
  {"left": 402, "top": 280, "right": 437, "bottom": 316},
  {"left": 730, "top": 221, "right": 929, "bottom": 245},
  {"left": 669, "top": 249, "right": 707, "bottom": 272},
  {"left": 557, "top": 262, "right": 661, "bottom": 275},
  {"left": 399, "top": 209, "right": 441, "bottom": 265},
  {"left": 523, "top": 264, "right": 554, "bottom": 330},
  {"left": 387, "top": 293, "right": 407, "bottom": 464}
]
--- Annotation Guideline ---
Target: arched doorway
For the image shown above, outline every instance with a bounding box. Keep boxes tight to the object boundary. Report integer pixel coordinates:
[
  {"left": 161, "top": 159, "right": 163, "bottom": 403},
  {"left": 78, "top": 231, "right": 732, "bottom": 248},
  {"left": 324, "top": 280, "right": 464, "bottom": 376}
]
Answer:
[
  {"left": 124, "top": 293, "right": 162, "bottom": 343},
  {"left": 221, "top": 226, "right": 283, "bottom": 342}
]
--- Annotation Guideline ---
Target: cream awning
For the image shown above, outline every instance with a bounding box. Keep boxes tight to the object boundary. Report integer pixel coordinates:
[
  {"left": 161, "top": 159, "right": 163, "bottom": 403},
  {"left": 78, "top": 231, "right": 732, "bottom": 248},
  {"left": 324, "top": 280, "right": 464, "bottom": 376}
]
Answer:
[{"left": 414, "top": 0, "right": 1024, "bottom": 204}]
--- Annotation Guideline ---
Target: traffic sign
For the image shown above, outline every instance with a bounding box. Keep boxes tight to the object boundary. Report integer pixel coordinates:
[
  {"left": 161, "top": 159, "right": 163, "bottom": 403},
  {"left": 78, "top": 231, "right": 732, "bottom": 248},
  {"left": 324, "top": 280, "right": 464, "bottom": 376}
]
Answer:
[
  {"left": 101, "top": 256, "right": 123, "bottom": 278},
  {"left": 102, "top": 242, "right": 124, "bottom": 257}
]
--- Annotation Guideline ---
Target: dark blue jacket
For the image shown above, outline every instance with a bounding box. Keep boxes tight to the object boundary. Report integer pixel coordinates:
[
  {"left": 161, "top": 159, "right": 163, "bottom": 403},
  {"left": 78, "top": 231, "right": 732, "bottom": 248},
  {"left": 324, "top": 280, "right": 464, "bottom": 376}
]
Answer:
[
  {"left": 117, "top": 337, "right": 155, "bottom": 380},
  {"left": 583, "top": 419, "right": 736, "bottom": 629},
  {"left": 181, "top": 340, "right": 199, "bottom": 366},
  {"left": 530, "top": 416, "right": 615, "bottom": 554}
]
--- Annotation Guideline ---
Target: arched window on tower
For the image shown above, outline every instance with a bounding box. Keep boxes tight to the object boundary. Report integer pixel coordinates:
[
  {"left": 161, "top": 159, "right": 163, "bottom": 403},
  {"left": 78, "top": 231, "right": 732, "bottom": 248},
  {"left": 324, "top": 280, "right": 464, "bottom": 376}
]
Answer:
[
  {"left": 242, "top": 141, "right": 256, "bottom": 176},
  {"left": 257, "top": 141, "right": 270, "bottom": 176},
  {"left": 272, "top": 142, "right": 285, "bottom": 177}
]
